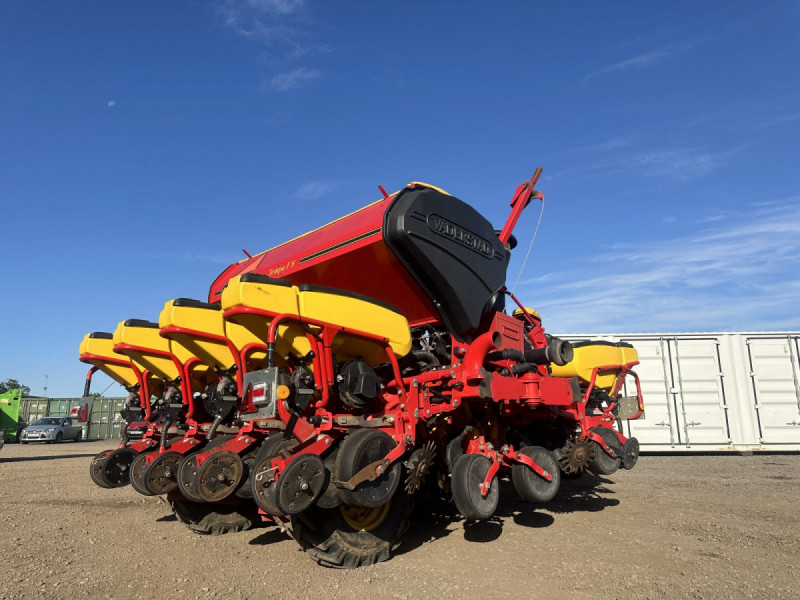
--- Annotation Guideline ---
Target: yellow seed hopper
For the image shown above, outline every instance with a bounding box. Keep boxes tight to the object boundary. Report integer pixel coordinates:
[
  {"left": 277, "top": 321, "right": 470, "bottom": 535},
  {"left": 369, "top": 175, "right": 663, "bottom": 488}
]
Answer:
[{"left": 550, "top": 341, "right": 638, "bottom": 392}]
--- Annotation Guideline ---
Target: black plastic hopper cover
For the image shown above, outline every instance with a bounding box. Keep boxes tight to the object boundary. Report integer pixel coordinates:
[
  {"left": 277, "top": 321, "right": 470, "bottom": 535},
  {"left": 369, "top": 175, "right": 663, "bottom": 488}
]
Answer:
[{"left": 383, "top": 186, "right": 508, "bottom": 341}]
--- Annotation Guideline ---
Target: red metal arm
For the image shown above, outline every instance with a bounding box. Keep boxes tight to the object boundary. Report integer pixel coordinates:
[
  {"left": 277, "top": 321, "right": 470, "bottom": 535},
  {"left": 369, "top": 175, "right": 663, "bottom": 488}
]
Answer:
[{"left": 498, "top": 168, "right": 543, "bottom": 246}]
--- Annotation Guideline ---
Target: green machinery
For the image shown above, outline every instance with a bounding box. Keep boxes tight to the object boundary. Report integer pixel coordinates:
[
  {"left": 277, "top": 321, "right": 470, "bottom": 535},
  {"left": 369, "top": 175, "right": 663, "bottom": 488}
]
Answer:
[{"left": 0, "top": 389, "right": 24, "bottom": 442}]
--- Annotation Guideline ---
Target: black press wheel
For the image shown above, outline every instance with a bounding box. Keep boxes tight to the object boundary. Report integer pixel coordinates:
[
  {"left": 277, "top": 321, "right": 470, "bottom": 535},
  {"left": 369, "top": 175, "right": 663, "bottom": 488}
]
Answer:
[
  {"left": 100, "top": 447, "right": 138, "bottom": 487},
  {"left": 451, "top": 453, "right": 499, "bottom": 520},
  {"left": 511, "top": 446, "right": 561, "bottom": 503},
  {"left": 170, "top": 498, "right": 261, "bottom": 535},
  {"left": 89, "top": 450, "right": 114, "bottom": 489},
  {"left": 622, "top": 437, "right": 640, "bottom": 470},
  {"left": 588, "top": 428, "right": 622, "bottom": 475},
  {"left": 290, "top": 490, "right": 411, "bottom": 569}
]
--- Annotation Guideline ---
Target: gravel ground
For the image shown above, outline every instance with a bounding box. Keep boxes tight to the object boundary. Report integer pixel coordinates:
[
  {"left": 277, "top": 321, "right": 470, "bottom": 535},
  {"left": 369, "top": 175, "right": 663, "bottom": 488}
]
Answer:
[{"left": 1, "top": 440, "right": 798, "bottom": 600}]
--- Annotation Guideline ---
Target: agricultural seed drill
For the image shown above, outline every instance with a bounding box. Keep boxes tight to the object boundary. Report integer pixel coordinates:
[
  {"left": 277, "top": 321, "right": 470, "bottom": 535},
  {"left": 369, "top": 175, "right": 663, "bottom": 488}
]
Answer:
[{"left": 80, "top": 169, "right": 644, "bottom": 567}]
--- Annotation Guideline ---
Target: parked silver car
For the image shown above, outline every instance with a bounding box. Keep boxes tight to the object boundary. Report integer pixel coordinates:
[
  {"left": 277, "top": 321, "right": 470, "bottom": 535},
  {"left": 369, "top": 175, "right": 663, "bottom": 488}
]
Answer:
[{"left": 20, "top": 417, "right": 83, "bottom": 443}]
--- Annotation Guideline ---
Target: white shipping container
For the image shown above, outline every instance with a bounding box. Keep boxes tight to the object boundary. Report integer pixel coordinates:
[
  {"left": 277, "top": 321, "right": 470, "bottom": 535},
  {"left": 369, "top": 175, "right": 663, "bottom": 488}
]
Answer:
[{"left": 559, "top": 332, "right": 800, "bottom": 452}]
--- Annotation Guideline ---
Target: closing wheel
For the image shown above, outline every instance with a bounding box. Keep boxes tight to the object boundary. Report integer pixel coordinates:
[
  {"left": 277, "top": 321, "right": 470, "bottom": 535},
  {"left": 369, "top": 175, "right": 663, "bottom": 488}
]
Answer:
[
  {"left": 177, "top": 435, "right": 233, "bottom": 502},
  {"left": 170, "top": 498, "right": 261, "bottom": 535},
  {"left": 290, "top": 491, "right": 411, "bottom": 569},
  {"left": 89, "top": 450, "right": 114, "bottom": 489},
  {"left": 235, "top": 448, "right": 258, "bottom": 499},
  {"left": 451, "top": 454, "right": 499, "bottom": 520},
  {"left": 335, "top": 429, "right": 401, "bottom": 509},
  {"left": 251, "top": 433, "right": 299, "bottom": 516},
  {"left": 622, "top": 437, "right": 640, "bottom": 470},
  {"left": 177, "top": 453, "right": 204, "bottom": 502},
  {"left": 196, "top": 451, "right": 244, "bottom": 502},
  {"left": 144, "top": 451, "right": 182, "bottom": 495},
  {"left": 511, "top": 446, "right": 561, "bottom": 503},
  {"left": 588, "top": 427, "right": 622, "bottom": 475},
  {"left": 130, "top": 452, "right": 156, "bottom": 496},
  {"left": 276, "top": 454, "right": 326, "bottom": 515},
  {"left": 100, "top": 447, "right": 138, "bottom": 487}
]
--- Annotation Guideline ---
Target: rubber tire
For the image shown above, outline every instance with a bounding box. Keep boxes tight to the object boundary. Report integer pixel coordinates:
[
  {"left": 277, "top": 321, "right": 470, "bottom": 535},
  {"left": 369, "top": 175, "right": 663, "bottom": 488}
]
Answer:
[
  {"left": 290, "top": 491, "right": 411, "bottom": 569},
  {"left": 588, "top": 428, "right": 622, "bottom": 475},
  {"left": 75, "top": 432, "right": 82, "bottom": 443},
  {"left": 52, "top": 432, "right": 63, "bottom": 444},
  {"left": 170, "top": 499, "right": 261, "bottom": 535},
  {"left": 335, "top": 429, "right": 401, "bottom": 509},
  {"left": 451, "top": 454, "right": 499, "bottom": 520},
  {"left": 511, "top": 446, "right": 561, "bottom": 503}
]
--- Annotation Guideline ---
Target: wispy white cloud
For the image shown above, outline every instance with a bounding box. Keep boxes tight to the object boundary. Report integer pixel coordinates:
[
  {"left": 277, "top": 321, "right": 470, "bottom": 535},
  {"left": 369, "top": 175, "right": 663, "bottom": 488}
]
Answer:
[
  {"left": 107, "top": 100, "right": 116, "bottom": 107},
  {"left": 268, "top": 67, "right": 321, "bottom": 91},
  {"left": 582, "top": 44, "right": 688, "bottom": 84},
  {"left": 517, "top": 199, "right": 800, "bottom": 333},
  {"left": 220, "top": 0, "right": 305, "bottom": 39},
  {"left": 549, "top": 144, "right": 744, "bottom": 182},
  {"left": 217, "top": 0, "right": 326, "bottom": 93},
  {"left": 248, "top": 0, "right": 305, "bottom": 15},
  {"left": 294, "top": 180, "right": 338, "bottom": 201}
]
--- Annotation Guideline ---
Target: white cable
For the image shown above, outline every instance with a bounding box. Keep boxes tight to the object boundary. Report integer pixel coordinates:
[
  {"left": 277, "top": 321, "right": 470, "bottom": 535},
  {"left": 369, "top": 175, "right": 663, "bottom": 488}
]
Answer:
[{"left": 511, "top": 199, "right": 545, "bottom": 294}]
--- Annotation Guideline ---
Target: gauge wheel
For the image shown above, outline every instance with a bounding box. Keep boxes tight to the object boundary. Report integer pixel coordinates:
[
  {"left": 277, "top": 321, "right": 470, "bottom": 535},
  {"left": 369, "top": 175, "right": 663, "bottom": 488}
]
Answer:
[
  {"left": 451, "top": 454, "right": 499, "bottom": 520},
  {"left": 511, "top": 446, "right": 561, "bottom": 503},
  {"left": 588, "top": 428, "right": 622, "bottom": 475}
]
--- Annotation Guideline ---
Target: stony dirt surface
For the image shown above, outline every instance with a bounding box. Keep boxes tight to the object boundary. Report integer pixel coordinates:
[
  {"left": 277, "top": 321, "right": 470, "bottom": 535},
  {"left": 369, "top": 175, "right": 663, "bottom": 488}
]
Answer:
[{"left": 1, "top": 441, "right": 798, "bottom": 599}]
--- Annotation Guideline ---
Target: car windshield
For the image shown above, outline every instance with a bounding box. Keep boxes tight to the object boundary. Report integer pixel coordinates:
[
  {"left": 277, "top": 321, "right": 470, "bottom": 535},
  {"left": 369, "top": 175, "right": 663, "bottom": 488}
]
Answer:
[{"left": 33, "top": 418, "right": 62, "bottom": 425}]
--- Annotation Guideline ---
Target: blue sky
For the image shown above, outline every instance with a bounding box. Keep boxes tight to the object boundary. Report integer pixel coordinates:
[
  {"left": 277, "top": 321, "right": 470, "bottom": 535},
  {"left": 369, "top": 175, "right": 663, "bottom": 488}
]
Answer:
[{"left": 2, "top": 1, "right": 798, "bottom": 397}]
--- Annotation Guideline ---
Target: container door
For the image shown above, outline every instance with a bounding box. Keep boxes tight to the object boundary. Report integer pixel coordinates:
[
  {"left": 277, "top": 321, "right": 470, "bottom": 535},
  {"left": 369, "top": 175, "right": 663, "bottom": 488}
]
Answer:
[
  {"left": 619, "top": 337, "right": 678, "bottom": 446},
  {"left": 746, "top": 336, "right": 800, "bottom": 444},
  {"left": 668, "top": 337, "right": 731, "bottom": 447}
]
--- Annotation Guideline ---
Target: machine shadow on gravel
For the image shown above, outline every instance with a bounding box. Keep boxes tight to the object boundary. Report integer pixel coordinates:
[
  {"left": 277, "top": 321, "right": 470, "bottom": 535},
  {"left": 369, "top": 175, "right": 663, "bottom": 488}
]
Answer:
[
  {"left": 395, "top": 475, "right": 618, "bottom": 552},
  {"left": 0, "top": 452, "right": 100, "bottom": 464},
  {"left": 248, "top": 527, "right": 290, "bottom": 547}
]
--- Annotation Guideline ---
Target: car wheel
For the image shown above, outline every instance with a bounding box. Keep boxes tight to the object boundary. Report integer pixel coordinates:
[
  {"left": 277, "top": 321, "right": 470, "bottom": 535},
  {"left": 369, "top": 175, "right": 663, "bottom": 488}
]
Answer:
[
  {"left": 75, "top": 431, "right": 82, "bottom": 442},
  {"left": 54, "top": 432, "right": 63, "bottom": 444}
]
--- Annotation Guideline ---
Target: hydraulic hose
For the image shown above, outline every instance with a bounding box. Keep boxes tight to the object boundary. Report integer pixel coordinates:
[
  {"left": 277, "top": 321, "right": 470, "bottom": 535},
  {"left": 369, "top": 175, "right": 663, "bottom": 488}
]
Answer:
[
  {"left": 486, "top": 349, "right": 525, "bottom": 363},
  {"left": 206, "top": 414, "right": 223, "bottom": 441},
  {"left": 160, "top": 420, "right": 172, "bottom": 450}
]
